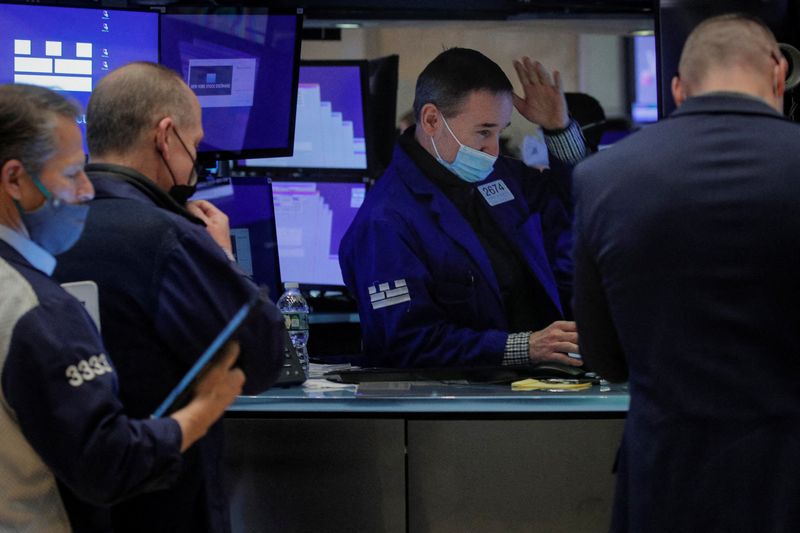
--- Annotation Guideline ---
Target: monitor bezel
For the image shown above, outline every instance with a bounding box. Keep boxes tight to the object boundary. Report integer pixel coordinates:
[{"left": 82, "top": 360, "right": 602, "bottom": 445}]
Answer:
[
  {"left": 233, "top": 59, "right": 375, "bottom": 177},
  {"left": 159, "top": 6, "right": 304, "bottom": 163}
]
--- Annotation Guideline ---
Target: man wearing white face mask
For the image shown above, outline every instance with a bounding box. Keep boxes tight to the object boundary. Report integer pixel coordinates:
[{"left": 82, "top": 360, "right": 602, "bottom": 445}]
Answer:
[
  {"left": 0, "top": 84, "right": 247, "bottom": 531},
  {"left": 340, "top": 47, "right": 588, "bottom": 368}
]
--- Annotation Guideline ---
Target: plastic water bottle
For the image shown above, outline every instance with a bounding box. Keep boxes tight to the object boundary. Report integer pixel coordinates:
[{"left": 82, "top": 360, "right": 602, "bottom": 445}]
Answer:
[{"left": 277, "top": 282, "right": 310, "bottom": 376}]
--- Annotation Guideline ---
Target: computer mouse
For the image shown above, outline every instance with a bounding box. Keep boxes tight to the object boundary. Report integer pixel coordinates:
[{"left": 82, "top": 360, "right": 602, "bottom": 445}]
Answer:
[{"left": 529, "top": 362, "right": 587, "bottom": 379}]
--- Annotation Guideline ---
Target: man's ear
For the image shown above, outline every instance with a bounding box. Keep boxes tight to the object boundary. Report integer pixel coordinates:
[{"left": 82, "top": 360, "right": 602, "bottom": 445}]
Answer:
[
  {"left": 418, "top": 103, "right": 441, "bottom": 136},
  {"left": 0, "top": 159, "right": 25, "bottom": 201},
  {"left": 774, "top": 56, "right": 788, "bottom": 99},
  {"left": 671, "top": 75, "right": 687, "bottom": 108},
  {"left": 154, "top": 116, "right": 174, "bottom": 160}
]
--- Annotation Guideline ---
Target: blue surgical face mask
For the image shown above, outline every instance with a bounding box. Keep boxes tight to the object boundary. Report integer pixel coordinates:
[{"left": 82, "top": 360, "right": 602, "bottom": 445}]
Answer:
[
  {"left": 14, "top": 174, "right": 89, "bottom": 256},
  {"left": 430, "top": 115, "right": 497, "bottom": 183}
]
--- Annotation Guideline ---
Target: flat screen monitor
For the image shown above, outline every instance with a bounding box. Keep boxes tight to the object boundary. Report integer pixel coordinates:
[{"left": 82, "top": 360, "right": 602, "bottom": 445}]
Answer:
[
  {"left": 0, "top": 3, "right": 159, "bottom": 152},
  {"left": 630, "top": 35, "right": 658, "bottom": 124},
  {"left": 192, "top": 177, "right": 282, "bottom": 301},
  {"left": 243, "top": 60, "right": 371, "bottom": 173},
  {"left": 272, "top": 179, "right": 366, "bottom": 288},
  {"left": 160, "top": 8, "right": 302, "bottom": 162}
]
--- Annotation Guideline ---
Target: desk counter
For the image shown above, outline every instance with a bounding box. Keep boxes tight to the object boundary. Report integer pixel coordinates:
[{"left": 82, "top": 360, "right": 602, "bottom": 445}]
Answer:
[
  {"left": 225, "top": 381, "right": 629, "bottom": 533},
  {"left": 230, "top": 380, "right": 629, "bottom": 416}
]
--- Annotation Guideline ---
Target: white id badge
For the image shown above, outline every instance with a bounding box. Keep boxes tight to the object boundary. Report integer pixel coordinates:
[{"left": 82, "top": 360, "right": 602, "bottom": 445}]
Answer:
[
  {"left": 478, "top": 179, "right": 515, "bottom": 206},
  {"left": 522, "top": 129, "right": 550, "bottom": 168}
]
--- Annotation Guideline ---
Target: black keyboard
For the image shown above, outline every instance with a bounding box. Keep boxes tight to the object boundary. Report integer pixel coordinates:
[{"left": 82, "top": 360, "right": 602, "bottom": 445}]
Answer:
[{"left": 324, "top": 363, "right": 586, "bottom": 384}]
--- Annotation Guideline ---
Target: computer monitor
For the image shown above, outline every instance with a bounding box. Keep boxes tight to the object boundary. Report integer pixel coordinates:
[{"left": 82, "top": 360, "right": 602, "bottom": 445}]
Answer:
[
  {"left": 271, "top": 179, "right": 367, "bottom": 288},
  {"left": 630, "top": 35, "right": 658, "bottom": 124},
  {"left": 242, "top": 60, "right": 372, "bottom": 173},
  {"left": 0, "top": 3, "right": 159, "bottom": 152},
  {"left": 160, "top": 8, "right": 302, "bottom": 162},
  {"left": 192, "top": 177, "right": 282, "bottom": 301}
]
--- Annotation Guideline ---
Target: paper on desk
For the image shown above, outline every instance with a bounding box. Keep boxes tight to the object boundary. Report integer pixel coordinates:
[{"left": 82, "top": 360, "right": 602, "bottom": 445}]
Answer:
[
  {"left": 302, "top": 378, "right": 357, "bottom": 391},
  {"left": 511, "top": 378, "right": 592, "bottom": 392},
  {"left": 308, "top": 362, "right": 352, "bottom": 379}
]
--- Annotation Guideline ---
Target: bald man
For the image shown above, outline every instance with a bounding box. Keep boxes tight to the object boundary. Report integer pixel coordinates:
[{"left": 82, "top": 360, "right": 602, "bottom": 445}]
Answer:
[
  {"left": 572, "top": 14, "right": 800, "bottom": 532},
  {"left": 53, "top": 62, "right": 286, "bottom": 533}
]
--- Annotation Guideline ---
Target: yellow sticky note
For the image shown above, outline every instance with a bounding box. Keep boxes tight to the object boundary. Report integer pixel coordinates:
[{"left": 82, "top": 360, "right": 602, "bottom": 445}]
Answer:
[{"left": 511, "top": 378, "right": 592, "bottom": 392}]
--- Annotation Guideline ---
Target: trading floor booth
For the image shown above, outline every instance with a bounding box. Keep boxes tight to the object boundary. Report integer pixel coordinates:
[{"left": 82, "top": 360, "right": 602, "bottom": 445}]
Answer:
[{"left": 224, "top": 385, "right": 628, "bottom": 533}]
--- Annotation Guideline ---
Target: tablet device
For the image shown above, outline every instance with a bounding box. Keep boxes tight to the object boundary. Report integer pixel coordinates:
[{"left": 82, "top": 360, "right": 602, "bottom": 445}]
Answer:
[{"left": 151, "top": 292, "right": 266, "bottom": 418}]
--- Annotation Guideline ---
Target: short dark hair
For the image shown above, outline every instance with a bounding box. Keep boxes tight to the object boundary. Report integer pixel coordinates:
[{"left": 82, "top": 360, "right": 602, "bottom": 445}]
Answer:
[
  {"left": 413, "top": 47, "right": 513, "bottom": 121},
  {"left": 0, "top": 84, "right": 80, "bottom": 176},
  {"left": 87, "top": 61, "right": 196, "bottom": 157}
]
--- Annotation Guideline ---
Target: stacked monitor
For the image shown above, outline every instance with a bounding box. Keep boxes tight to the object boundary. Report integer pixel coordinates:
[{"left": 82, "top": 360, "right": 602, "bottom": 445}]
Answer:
[
  {"left": 239, "top": 60, "right": 373, "bottom": 290},
  {"left": 160, "top": 8, "right": 302, "bottom": 161},
  {"left": 0, "top": 4, "right": 159, "bottom": 152},
  {"left": 271, "top": 180, "right": 366, "bottom": 288},
  {"left": 242, "top": 60, "right": 372, "bottom": 172}
]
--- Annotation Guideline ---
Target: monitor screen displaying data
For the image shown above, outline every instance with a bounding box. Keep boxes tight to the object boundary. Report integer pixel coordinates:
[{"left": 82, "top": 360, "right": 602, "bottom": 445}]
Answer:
[
  {"left": 245, "top": 62, "right": 369, "bottom": 171},
  {"left": 161, "top": 9, "right": 302, "bottom": 161},
  {"left": 193, "top": 177, "right": 282, "bottom": 301},
  {"left": 0, "top": 4, "right": 158, "bottom": 152},
  {"left": 272, "top": 180, "right": 366, "bottom": 287}
]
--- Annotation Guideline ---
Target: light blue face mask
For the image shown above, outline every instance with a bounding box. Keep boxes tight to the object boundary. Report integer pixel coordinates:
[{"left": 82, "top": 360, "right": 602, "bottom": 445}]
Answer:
[
  {"left": 14, "top": 173, "right": 89, "bottom": 256},
  {"left": 430, "top": 115, "right": 497, "bottom": 183}
]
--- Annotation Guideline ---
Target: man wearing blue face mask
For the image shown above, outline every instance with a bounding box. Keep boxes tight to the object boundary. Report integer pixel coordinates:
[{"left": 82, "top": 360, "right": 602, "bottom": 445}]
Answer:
[
  {"left": 0, "top": 84, "right": 248, "bottom": 531},
  {"left": 340, "top": 47, "right": 587, "bottom": 368}
]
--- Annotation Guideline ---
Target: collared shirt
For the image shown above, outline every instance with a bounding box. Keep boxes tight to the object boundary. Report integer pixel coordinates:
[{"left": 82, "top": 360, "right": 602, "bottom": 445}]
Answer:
[{"left": 0, "top": 223, "right": 56, "bottom": 275}]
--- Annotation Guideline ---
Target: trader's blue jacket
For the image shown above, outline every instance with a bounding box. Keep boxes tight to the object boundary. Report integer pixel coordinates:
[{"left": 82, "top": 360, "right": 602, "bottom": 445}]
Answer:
[
  {"left": 0, "top": 236, "right": 182, "bottom": 533},
  {"left": 54, "top": 164, "right": 286, "bottom": 533},
  {"left": 340, "top": 143, "right": 573, "bottom": 367}
]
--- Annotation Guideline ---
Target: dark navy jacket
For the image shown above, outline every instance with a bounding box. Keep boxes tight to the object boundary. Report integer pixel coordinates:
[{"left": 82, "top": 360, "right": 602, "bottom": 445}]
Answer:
[
  {"left": 573, "top": 94, "right": 800, "bottom": 532},
  {"left": 0, "top": 237, "right": 182, "bottom": 532},
  {"left": 340, "top": 141, "right": 573, "bottom": 367},
  {"left": 54, "top": 164, "right": 286, "bottom": 533}
]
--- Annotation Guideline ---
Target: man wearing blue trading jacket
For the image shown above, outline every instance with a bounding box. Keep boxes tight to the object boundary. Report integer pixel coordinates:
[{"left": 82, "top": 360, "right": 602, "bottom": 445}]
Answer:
[
  {"left": 340, "top": 48, "right": 587, "bottom": 368},
  {"left": 0, "top": 84, "right": 246, "bottom": 531},
  {"left": 53, "top": 62, "right": 286, "bottom": 533}
]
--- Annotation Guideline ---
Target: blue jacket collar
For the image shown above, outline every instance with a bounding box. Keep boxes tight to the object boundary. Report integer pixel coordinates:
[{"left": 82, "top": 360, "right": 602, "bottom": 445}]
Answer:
[{"left": 85, "top": 163, "right": 205, "bottom": 226}]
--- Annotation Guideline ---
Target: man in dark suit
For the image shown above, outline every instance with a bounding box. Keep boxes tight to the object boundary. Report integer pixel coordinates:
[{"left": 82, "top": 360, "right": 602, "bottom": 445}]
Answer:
[{"left": 573, "top": 14, "right": 800, "bottom": 532}]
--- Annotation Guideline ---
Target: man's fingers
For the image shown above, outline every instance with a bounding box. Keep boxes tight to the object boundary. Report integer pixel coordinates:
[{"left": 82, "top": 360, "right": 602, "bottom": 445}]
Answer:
[
  {"left": 523, "top": 57, "right": 539, "bottom": 85},
  {"left": 228, "top": 367, "right": 246, "bottom": 392},
  {"left": 553, "top": 69, "right": 563, "bottom": 91},
  {"left": 552, "top": 320, "right": 578, "bottom": 332},
  {"left": 185, "top": 202, "right": 208, "bottom": 221},
  {"left": 534, "top": 61, "right": 553, "bottom": 86},
  {"left": 513, "top": 59, "right": 527, "bottom": 84},
  {"left": 552, "top": 342, "right": 580, "bottom": 354},
  {"left": 217, "top": 341, "right": 241, "bottom": 370}
]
